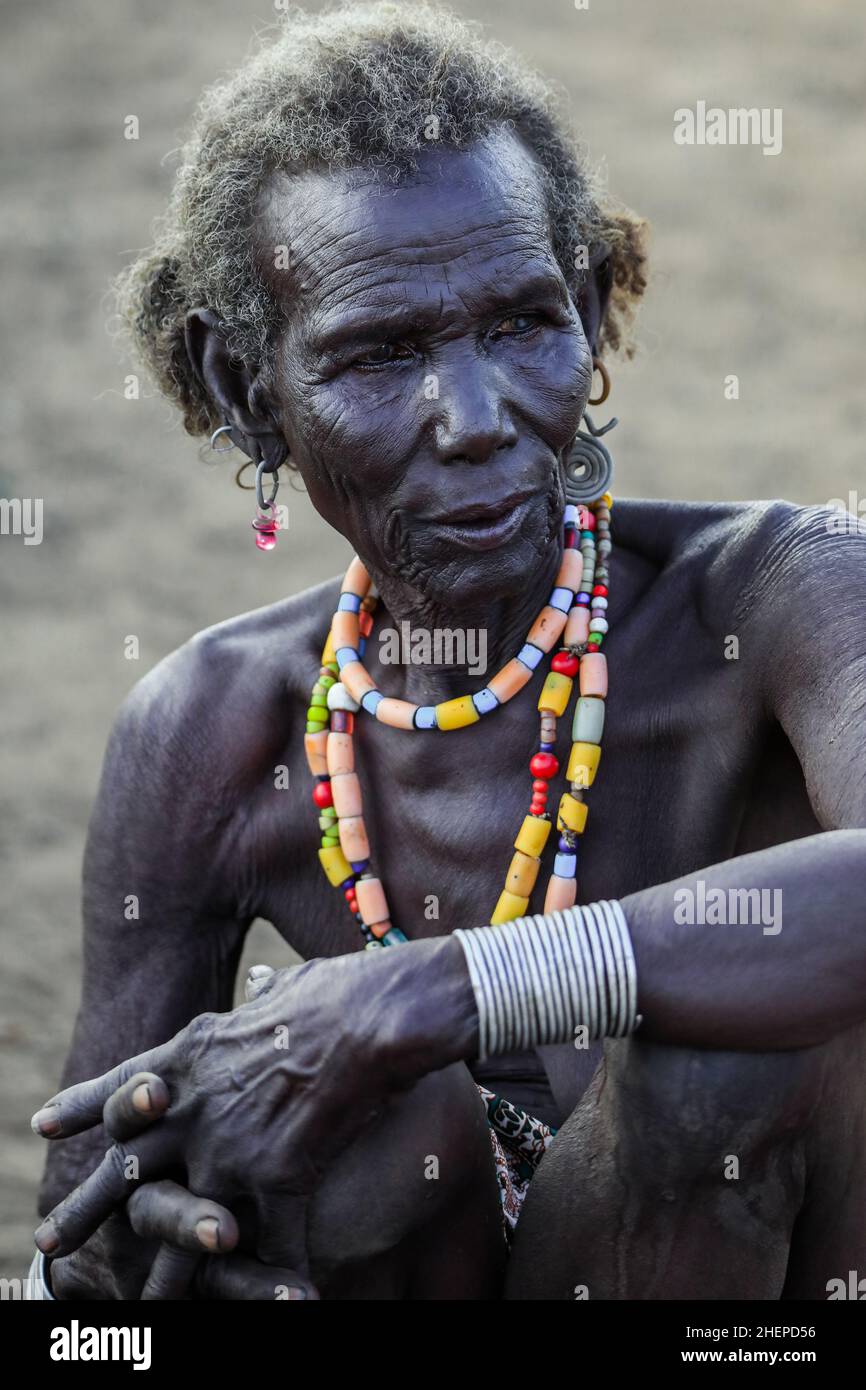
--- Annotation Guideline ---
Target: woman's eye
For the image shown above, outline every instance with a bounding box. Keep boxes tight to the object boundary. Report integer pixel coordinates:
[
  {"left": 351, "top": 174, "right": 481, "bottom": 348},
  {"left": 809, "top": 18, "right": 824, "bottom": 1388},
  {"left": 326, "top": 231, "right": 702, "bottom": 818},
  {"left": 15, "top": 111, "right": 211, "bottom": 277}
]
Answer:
[
  {"left": 492, "top": 313, "right": 542, "bottom": 337},
  {"left": 353, "top": 343, "right": 415, "bottom": 369}
]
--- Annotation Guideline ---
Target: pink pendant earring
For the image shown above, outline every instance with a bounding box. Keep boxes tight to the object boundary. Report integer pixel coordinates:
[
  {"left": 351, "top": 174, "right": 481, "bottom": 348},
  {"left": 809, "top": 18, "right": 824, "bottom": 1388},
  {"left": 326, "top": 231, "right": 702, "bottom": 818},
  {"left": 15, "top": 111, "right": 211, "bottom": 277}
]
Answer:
[{"left": 252, "top": 460, "right": 280, "bottom": 551}]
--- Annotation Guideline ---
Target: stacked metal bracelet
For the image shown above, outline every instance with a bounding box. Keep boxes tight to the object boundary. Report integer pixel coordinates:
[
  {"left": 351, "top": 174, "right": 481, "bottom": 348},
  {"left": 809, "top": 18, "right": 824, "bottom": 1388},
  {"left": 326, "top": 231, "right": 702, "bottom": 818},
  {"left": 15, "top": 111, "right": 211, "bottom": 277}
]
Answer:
[{"left": 454, "top": 900, "right": 641, "bottom": 1060}]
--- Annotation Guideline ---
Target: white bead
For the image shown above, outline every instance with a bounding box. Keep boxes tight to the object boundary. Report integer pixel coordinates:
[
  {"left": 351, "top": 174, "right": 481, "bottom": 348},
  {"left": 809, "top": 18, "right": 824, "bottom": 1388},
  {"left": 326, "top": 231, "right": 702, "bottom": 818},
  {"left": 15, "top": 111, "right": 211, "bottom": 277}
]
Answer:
[
  {"left": 590, "top": 616, "right": 609, "bottom": 633},
  {"left": 327, "top": 681, "right": 360, "bottom": 712}
]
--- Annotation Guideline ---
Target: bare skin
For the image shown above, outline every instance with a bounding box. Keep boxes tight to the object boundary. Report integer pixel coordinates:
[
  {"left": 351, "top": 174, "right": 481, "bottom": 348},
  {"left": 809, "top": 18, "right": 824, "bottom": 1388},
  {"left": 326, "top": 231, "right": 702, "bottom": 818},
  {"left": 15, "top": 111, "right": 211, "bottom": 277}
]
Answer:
[{"left": 35, "top": 130, "right": 866, "bottom": 1299}]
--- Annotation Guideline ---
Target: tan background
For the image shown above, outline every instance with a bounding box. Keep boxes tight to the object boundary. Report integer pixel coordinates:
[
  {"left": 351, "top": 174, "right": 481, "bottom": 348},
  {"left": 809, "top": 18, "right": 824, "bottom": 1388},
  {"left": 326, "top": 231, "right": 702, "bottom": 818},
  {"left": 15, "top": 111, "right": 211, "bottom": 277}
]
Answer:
[{"left": 1, "top": 0, "right": 863, "bottom": 1278}]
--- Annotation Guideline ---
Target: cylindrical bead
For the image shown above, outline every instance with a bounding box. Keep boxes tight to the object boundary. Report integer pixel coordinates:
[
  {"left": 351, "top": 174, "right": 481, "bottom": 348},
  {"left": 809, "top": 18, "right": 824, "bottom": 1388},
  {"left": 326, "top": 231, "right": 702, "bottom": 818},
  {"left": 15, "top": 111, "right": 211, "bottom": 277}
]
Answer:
[
  {"left": 572, "top": 695, "right": 605, "bottom": 744},
  {"left": 557, "top": 793, "right": 589, "bottom": 834},
  {"left": 318, "top": 845, "right": 353, "bottom": 887},
  {"left": 375, "top": 697, "right": 418, "bottom": 729},
  {"left": 330, "top": 610, "right": 360, "bottom": 651},
  {"left": 341, "top": 555, "right": 371, "bottom": 598},
  {"left": 331, "top": 771, "right": 362, "bottom": 818},
  {"left": 555, "top": 548, "right": 584, "bottom": 592},
  {"left": 355, "top": 876, "right": 389, "bottom": 927},
  {"left": 537, "top": 671, "right": 573, "bottom": 716},
  {"left": 543, "top": 874, "right": 578, "bottom": 912},
  {"left": 338, "top": 815, "right": 370, "bottom": 861},
  {"left": 579, "top": 653, "right": 608, "bottom": 698},
  {"left": 487, "top": 658, "right": 533, "bottom": 703},
  {"left": 326, "top": 732, "right": 354, "bottom": 776},
  {"left": 567, "top": 741, "right": 602, "bottom": 787},
  {"left": 435, "top": 695, "right": 480, "bottom": 730},
  {"left": 304, "top": 731, "right": 328, "bottom": 777},
  {"left": 514, "top": 814, "right": 552, "bottom": 857},
  {"left": 490, "top": 889, "right": 530, "bottom": 924},
  {"left": 505, "top": 850, "right": 541, "bottom": 897},
  {"left": 340, "top": 660, "right": 378, "bottom": 703},
  {"left": 564, "top": 606, "right": 590, "bottom": 646},
  {"left": 525, "top": 605, "right": 568, "bottom": 654}
]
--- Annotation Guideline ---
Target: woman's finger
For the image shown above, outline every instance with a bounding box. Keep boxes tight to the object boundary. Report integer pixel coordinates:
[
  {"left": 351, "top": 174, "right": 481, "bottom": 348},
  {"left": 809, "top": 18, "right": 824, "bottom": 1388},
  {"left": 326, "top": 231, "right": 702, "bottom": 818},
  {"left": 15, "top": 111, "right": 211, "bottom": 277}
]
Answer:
[
  {"left": 196, "top": 1252, "right": 319, "bottom": 1301},
  {"left": 33, "top": 1128, "right": 172, "bottom": 1258},
  {"left": 140, "top": 1244, "right": 201, "bottom": 1301},
  {"left": 31, "top": 1043, "right": 175, "bottom": 1139},
  {"left": 127, "top": 1180, "right": 239, "bottom": 1254},
  {"left": 103, "top": 1072, "right": 171, "bottom": 1141}
]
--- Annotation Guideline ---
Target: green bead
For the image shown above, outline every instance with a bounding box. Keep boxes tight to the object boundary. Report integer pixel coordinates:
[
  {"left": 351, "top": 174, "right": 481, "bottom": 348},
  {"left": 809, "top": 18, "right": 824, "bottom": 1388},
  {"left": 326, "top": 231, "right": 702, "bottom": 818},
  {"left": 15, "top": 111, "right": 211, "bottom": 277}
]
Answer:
[
  {"left": 588, "top": 632, "right": 604, "bottom": 645},
  {"left": 306, "top": 719, "right": 327, "bottom": 734},
  {"left": 320, "top": 674, "right": 336, "bottom": 689},
  {"left": 306, "top": 705, "right": 327, "bottom": 722},
  {"left": 311, "top": 683, "right": 328, "bottom": 697},
  {"left": 309, "top": 694, "right": 328, "bottom": 708},
  {"left": 326, "top": 661, "right": 339, "bottom": 675}
]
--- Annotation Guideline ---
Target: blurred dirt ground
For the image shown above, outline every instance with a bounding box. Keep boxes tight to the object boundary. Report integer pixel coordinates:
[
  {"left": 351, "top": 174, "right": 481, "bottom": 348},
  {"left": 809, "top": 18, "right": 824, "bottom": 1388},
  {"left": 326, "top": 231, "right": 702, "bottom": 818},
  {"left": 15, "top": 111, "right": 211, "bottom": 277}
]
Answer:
[{"left": 1, "top": 0, "right": 864, "bottom": 1278}]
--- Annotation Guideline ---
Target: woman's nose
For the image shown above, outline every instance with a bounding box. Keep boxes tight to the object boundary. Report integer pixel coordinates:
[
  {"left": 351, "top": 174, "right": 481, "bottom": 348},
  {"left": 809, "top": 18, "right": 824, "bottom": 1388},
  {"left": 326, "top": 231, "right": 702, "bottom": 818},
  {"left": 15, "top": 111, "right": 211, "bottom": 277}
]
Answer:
[{"left": 431, "top": 363, "right": 519, "bottom": 465}]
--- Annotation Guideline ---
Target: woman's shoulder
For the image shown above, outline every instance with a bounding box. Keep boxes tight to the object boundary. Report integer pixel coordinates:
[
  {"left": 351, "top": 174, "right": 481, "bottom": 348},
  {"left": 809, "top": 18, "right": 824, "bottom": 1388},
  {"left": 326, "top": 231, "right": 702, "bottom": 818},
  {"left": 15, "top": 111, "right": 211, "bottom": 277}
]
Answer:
[{"left": 111, "top": 575, "right": 342, "bottom": 773}]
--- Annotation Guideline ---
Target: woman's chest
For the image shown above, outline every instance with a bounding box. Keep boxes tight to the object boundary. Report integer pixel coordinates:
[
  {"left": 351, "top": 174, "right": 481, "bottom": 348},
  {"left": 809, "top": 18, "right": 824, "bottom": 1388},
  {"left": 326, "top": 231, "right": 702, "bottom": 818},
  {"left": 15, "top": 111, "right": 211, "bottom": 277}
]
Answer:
[{"left": 265, "top": 627, "right": 781, "bottom": 959}]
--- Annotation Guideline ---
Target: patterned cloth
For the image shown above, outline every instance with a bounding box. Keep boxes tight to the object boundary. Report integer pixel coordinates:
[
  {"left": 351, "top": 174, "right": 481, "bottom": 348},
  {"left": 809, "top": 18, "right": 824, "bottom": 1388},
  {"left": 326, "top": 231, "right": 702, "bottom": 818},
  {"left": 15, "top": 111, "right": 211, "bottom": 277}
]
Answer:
[{"left": 477, "top": 1085, "right": 557, "bottom": 1238}]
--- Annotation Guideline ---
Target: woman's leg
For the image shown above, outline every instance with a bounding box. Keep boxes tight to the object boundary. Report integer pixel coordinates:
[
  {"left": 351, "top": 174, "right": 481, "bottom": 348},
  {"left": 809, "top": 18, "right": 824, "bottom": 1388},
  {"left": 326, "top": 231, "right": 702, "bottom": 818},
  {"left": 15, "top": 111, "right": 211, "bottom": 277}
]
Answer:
[
  {"left": 306, "top": 1061, "right": 506, "bottom": 1299},
  {"left": 504, "top": 1025, "right": 866, "bottom": 1300}
]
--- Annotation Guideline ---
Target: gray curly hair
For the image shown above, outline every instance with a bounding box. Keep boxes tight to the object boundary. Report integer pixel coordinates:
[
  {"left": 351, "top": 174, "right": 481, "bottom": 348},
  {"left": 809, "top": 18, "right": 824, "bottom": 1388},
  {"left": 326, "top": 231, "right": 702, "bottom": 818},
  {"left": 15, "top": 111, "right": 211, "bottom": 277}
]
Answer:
[{"left": 116, "top": 0, "right": 648, "bottom": 439}]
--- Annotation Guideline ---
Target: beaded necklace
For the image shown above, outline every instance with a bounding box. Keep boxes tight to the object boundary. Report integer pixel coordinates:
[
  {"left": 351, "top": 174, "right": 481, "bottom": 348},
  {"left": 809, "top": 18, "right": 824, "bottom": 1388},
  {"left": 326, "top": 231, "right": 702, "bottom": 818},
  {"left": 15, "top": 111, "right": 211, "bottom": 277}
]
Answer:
[{"left": 303, "top": 495, "right": 612, "bottom": 944}]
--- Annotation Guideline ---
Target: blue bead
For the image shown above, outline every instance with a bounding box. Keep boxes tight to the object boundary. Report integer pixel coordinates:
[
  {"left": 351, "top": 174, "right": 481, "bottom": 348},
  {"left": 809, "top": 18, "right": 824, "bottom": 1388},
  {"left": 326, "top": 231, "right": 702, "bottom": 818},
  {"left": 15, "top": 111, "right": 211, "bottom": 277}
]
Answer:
[
  {"left": 576, "top": 594, "right": 590, "bottom": 607},
  {"left": 558, "top": 836, "right": 572, "bottom": 852},
  {"left": 554, "top": 853, "right": 577, "bottom": 878},
  {"left": 516, "top": 643, "right": 544, "bottom": 670},
  {"left": 362, "top": 690, "right": 383, "bottom": 715},
  {"left": 549, "top": 586, "right": 572, "bottom": 613},
  {"left": 564, "top": 504, "right": 579, "bottom": 526},
  {"left": 336, "top": 646, "right": 359, "bottom": 669},
  {"left": 337, "top": 593, "right": 361, "bottom": 613},
  {"left": 381, "top": 927, "right": 408, "bottom": 947},
  {"left": 414, "top": 706, "right": 437, "bottom": 729},
  {"left": 358, "top": 638, "right": 366, "bottom": 658},
  {"left": 539, "top": 742, "right": 555, "bottom": 752},
  {"left": 472, "top": 687, "right": 500, "bottom": 716},
  {"left": 351, "top": 860, "right": 369, "bottom": 873}
]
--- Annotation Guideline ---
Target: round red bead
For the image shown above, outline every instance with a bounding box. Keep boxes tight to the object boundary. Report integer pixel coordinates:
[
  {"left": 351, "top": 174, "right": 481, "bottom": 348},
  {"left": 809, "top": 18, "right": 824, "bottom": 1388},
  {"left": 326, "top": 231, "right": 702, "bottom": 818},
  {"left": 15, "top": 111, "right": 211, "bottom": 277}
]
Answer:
[
  {"left": 551, "top": 651, "right": 579, "bottom": 677},
  {"left": 530, "top": 800, "right": 546, "bottom": 815},
  {"left": 587, "top": 643, "right": 600, "bottom": 653},
  {"left": 529, "top": 751, "right": 559, "bottom": 779},
  {"left": 592, "top": 584, "right": 608, "bottom": 597},
  {"left": 313, "top": 781, "right": 333, "bottom": 808},
  {"left": 532, "top": 779, "right": 548, "bottom": 794},
  {"left": 577, "top": 507, "right": 596, "bottom": 531}
]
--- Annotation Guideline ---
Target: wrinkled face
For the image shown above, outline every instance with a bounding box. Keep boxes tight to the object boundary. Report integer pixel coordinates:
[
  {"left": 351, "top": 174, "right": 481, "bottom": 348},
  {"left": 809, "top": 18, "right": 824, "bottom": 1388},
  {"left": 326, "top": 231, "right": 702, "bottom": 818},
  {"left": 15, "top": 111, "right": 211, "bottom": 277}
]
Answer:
[{"left": 257, "top": 129, "right": 591, "bottom": 605}]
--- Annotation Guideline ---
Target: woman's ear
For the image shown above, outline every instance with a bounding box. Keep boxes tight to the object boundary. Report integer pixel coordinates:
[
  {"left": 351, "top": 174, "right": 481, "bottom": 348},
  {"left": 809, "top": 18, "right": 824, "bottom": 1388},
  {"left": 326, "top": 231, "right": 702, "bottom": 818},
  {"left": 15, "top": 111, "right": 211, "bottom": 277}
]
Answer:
[
  {"left": 575, "top": 246, "right": 614, "bottom": 355},
  {"left": 184, "top": 308, "right": 286, "bottom": 467}
]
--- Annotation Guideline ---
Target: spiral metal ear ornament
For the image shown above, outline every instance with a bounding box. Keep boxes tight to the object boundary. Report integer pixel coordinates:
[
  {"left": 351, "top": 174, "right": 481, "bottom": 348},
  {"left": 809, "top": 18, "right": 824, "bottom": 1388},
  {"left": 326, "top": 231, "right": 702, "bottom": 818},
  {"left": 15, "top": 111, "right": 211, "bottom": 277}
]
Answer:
[{"left": 563, "top": 413, "right": 618, "bottom": 504}]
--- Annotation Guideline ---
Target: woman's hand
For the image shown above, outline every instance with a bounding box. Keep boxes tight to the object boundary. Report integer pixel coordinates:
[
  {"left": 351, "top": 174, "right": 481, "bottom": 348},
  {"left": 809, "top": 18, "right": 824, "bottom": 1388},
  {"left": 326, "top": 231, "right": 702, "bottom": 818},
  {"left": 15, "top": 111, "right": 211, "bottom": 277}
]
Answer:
[{"left": 32, "top": 938, "right": 479, "bottom": 1278}]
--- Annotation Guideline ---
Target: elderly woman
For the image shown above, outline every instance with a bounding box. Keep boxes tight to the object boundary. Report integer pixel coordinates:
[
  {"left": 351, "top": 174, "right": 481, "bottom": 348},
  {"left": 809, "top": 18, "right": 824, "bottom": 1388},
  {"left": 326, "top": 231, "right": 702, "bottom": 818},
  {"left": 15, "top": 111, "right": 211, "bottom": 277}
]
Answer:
[{"left": 31, "top": 3, "right": 866, "bottom": 1301}]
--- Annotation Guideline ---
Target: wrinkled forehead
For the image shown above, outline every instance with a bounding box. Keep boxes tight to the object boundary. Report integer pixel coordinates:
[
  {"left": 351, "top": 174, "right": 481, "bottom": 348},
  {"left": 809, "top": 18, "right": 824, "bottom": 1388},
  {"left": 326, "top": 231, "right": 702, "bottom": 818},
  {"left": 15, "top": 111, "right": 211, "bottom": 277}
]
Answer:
[{"left": 254, "top": 129, "right": 560, "bottom": 322}]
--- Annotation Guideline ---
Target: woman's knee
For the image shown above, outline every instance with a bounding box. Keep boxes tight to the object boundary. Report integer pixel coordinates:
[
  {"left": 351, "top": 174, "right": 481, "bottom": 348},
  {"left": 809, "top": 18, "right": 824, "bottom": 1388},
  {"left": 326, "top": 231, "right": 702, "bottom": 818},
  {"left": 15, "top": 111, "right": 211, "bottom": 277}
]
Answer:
[
  {"left": 306, "top": 1061, "right": 498, "bottom": 1278},
  {"left": 602, "top": 1031, "right": 833, "bottom": 1169}
]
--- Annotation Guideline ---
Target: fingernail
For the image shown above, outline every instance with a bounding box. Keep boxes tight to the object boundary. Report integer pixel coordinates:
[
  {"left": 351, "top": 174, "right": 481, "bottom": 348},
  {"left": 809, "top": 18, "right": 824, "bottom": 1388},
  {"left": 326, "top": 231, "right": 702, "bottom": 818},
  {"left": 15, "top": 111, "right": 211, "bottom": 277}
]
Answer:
[
  {"left": 34, "top": 1219, "right": 59, "bottom": 1253},
  {"left": 132, "top": 1083, "right": 152, "bottom": 1113},
  {"left": 31, "top": 1107, "right": 62, "bottom": 1137},
  {"left": 195, "top": 1216, "right": 221, "bottom": 1251}
]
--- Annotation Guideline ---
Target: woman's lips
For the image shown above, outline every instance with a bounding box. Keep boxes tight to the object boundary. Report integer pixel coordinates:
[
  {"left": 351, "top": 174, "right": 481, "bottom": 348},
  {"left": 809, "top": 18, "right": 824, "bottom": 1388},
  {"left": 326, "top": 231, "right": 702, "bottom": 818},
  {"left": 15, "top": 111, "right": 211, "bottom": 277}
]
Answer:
[{"left": 427, "top": 495, "right": 535, "bottom": 551}]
